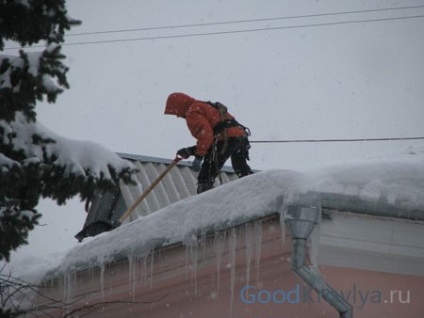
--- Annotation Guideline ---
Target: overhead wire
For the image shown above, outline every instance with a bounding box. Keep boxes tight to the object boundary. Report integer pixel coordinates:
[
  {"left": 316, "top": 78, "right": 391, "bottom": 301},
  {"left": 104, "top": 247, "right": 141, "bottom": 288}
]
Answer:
[
  {"left": 3, "top": 5, "right": 424, "bottom": 50},
  {"left": 249, "top": 137, "right": 424, "bottom": 144},
  {"left": 66, "top": 4, "right": 424, "bottom": 37},
  {"left": 2, "top": 7, "right": 423, "bottom": 147},
  {"left": 2, "top": 6, "right": 423, "bottom": 146},
  {"left": 57, "top": 14, "right": 424, "bottom": 47}
]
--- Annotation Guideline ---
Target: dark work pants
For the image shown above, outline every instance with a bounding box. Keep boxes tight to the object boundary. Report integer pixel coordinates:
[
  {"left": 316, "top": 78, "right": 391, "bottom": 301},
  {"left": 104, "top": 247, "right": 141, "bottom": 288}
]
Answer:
[{"left": 197, "top": 137, "right": 253, "bottom": 193}]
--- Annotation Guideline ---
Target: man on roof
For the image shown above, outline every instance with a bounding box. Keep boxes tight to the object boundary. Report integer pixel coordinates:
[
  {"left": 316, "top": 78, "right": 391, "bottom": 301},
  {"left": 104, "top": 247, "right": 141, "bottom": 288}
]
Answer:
[{"left": 164, "top": 92, "right": 253, "bottom": 194}]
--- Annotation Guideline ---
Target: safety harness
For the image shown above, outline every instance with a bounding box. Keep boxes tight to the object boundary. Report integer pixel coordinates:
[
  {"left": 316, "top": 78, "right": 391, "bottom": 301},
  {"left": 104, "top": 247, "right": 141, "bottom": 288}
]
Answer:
[
  {"left": 205, "top": 101, "right": 251, "bottom": 152},
  {"left": 203, "top": 101, "right": 251, "bottom": 185}
]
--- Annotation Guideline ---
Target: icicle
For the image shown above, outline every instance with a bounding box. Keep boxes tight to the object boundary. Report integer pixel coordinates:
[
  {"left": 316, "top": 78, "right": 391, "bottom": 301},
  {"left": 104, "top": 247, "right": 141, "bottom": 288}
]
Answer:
[
  {"left": 136, "top": 256, "right": 143, "bottom": 287},
  {"left": 189, "top": 242, "right": 199, "bottom": 296},
  {"left": 228, "top": 227, "right": 237, "bottom": 318},
  {"left": 279, "top": 205, "right": 288, "bottom": 243},
  {"left": 213, "top": 230, "right": 226, "bottom": 292},
  {"left": 89, "top": 266, "right": 95, "bottom": 285},
  {"left": 199, "top": 230, "right": 207, "bottom": 260},
  {"left": 62, "top": 270, "right": 76, "bottom": 311},
  {"left": 184, "top": 243, "right": 190, "bottom": 281},
  {"left": 183, "top": 233, "right": 199, "bottom": 297},
  {"left": 244, "top": 223, "right": 253, "bottom": 287},
  {"left": 142, "top": 252, "right": 149, "bottom": 286},
  {"left": 128, "top": 255, "right": 133, "bottom": 292},
  {"left": 253, "top": 220, "right": 263, "bottom": 281},
  {"left": 99, "top": 264, "right": 105, "bottom": 298},
  {"left": 149, "top": 251, "right": 155, "bottom": 288},
  {"left": 128, "top": 255, "right": 137, "bottom": 299},
  {"left": 62, "top": 271, "right": 69, "bottom": 305}
]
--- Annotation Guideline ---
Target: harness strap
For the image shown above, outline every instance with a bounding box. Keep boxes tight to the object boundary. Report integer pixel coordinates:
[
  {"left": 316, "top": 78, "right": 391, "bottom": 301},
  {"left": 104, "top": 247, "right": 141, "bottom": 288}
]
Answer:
[
  {"left": 217, "top": 106, "right": 229, "bottom": 154},
  {"left": 213, "top": 118, "right": 249, "bottom": 135},
  {"left": 204, "top": 100, "right": 252, "bottom": 153},
  {"left": 211, "top": 139, "right": 223, "bottom": 184}
]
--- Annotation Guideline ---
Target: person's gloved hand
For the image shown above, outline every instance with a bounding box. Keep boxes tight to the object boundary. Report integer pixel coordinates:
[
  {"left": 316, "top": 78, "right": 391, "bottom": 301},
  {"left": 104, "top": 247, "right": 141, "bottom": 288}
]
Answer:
[
  {"left": 176, "top": 146, "right": 196, "bottom": 159},
  {"left": 192, "top": 156, "right": 203, "bottom": 172}
]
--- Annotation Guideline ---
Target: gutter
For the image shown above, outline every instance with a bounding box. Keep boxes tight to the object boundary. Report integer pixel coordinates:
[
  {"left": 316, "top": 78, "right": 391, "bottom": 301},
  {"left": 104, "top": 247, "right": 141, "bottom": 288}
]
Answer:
[
  {"left": 285, "top": 201, "right": 353, "bottom": 318},
  {"left": 319, "top": 192, "right": 424, "bottom": 221}
]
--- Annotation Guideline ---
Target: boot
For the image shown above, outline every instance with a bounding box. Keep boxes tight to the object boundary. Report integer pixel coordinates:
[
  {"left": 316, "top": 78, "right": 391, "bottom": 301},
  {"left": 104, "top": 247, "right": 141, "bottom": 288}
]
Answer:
[{"left": 197, "top": 182, "right": 213, "bottom": 194}]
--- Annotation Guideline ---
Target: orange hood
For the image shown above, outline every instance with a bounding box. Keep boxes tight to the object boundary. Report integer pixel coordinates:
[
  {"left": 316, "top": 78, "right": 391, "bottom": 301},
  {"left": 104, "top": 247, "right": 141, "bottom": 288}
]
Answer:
[{"left": 164, "top": 92, "right": 195, "bottom": 117}]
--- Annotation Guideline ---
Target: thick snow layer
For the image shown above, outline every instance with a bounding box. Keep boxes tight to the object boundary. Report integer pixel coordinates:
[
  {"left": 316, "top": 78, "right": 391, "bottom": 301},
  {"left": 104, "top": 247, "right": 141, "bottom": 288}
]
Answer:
[
  {"left": 57, "top": 169, "right": 300, "bottom": 272},
  {"left": 0, "top": 112, "right": 135, "bottom": 180},
  {"left": 5, "top": 149, "right": 424, "bottom": 287},
  {"left": 53, "top": 150, "right": 424, "bottom": 275},
  {"left": 298, "top": 154, "right": 424, "bottom": 211},
  {"left": 0, "top": 46, "right": 63, "bottom": 94}
]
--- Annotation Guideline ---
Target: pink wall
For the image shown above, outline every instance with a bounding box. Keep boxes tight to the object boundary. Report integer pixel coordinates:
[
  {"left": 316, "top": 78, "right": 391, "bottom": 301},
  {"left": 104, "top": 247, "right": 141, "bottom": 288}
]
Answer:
[{"left": 36, "top": 216, "right": 424, "bottom": 317}]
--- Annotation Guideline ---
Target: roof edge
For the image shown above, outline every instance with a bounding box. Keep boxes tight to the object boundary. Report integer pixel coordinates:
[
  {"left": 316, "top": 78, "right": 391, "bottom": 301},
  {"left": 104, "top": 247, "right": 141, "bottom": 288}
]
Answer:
[{"left": 116, "top": 152, "right": 236, "bottom": 173}]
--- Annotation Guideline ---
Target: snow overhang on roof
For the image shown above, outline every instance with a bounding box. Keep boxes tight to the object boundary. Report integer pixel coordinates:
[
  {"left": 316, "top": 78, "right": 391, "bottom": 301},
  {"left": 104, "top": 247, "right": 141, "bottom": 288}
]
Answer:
[
  {"left": 53, "top": 153, "right": 424, "bottom": 276},
  {"left": 75, "top": 153, "right": 241, "bottom": 241}
]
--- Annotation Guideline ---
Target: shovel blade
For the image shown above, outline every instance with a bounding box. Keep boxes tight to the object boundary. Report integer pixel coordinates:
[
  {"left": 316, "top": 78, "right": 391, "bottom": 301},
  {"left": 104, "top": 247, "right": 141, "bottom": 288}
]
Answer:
[{"left": 74, "top": 220, "right": 120, "bottom": 242}]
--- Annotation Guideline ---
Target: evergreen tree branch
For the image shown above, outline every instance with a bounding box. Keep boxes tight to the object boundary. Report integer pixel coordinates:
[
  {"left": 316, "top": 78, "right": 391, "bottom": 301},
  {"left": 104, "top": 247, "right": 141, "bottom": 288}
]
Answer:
[
  {"left": 0, "top": 0, "right": 81, "bottom": 50},
  {"left": 0, "top": 0, "right": 137, "bottom": 266}
]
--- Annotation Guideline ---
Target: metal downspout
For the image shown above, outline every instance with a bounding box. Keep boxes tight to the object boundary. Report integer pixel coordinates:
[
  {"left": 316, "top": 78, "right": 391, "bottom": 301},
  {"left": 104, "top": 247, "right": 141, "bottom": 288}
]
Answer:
[{"left": 285, "top": 204, "right": 353, "bottom": 318}]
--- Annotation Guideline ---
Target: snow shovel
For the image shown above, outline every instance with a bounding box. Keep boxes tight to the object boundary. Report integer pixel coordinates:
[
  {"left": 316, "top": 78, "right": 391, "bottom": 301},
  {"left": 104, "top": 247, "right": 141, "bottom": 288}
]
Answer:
[{"left": 75, "top": 156, "right": 182, "bottom": 241}]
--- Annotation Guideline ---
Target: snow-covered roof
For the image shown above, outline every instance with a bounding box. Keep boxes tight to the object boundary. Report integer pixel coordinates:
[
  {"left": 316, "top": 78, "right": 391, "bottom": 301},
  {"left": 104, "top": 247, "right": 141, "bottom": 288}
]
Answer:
[
  {"left": 117, "top": 153, "right": 239, "bottom": 220},
  {"left": 78, "top": 154, "right": 240, "bottom": 238},
  {"left": 57, "top": 150, "right": 424, "bottom": 276}
]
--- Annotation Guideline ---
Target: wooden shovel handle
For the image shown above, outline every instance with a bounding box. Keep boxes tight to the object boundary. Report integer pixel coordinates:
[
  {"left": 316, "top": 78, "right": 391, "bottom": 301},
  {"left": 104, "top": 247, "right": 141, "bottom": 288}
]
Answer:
[{"left": 119, "top": 156, "right": 182, "bottom": 223}]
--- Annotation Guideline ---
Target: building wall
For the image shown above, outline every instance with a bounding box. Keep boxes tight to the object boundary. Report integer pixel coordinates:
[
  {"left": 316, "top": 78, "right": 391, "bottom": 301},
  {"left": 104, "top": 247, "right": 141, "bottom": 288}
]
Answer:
[{"left": 35, "top": 215, "right": 424, "bottom": 318}]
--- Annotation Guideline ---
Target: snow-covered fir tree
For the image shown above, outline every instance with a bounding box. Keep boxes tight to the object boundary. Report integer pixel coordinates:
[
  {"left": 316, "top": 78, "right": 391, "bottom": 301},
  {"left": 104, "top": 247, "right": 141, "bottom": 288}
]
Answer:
[{"left": 0, "top": 0, "right": 137, "bottom": 263}]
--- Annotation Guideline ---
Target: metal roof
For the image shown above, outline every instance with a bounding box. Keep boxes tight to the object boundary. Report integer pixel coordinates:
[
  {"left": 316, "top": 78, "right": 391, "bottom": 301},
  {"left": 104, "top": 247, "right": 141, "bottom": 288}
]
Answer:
[
  {"left": 120, "top": 155, "right": 239, "bottom": 222},
  {"left": 78, "top": 153, "right": 240, "bottom": 238},
  {"left": 117, "top": 152, "right": 237, "bottom": 173}
]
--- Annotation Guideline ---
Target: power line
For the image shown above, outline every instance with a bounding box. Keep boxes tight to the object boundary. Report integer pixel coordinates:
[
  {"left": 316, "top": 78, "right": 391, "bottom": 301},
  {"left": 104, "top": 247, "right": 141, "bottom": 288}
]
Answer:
[
  {"left": 19, "top": 14, "right": 424, "bottom": 49},
  {"left": 250, "top": 137, "right": 424, "bottom": 144},
  {"left": 66, "top": 14, "right": 424, "bottom": 46},
  {"left": 66, "top": 4, "right": 424, "bottom": 37},
  {"left": 6, "top": 13, "right": 422, "bottom": 50}
]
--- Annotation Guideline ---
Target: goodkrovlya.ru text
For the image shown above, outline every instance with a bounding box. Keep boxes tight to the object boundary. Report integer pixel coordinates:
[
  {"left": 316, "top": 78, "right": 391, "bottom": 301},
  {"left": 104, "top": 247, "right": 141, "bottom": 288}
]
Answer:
[{"left": 240, "top": 284, "right": 410, "bottom": 308}]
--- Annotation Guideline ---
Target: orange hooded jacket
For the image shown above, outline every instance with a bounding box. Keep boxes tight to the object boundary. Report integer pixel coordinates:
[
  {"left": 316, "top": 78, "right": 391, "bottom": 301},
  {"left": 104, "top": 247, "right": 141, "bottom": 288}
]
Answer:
[{"left": 164, "top": 92, "right": 247, "bottom": 157}]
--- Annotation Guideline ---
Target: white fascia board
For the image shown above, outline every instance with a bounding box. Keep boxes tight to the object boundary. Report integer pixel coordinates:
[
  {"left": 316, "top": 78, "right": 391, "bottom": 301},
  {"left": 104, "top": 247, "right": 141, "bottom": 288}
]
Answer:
[{"left": 317, "top": 211, "right": 424, "bottom": 277}]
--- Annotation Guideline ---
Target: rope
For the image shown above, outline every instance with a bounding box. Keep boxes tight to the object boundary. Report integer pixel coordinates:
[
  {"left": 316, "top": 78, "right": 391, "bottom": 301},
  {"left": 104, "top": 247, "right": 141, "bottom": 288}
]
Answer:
[{"left": 250, "top": 136, "right": 424, "bottom": 144}]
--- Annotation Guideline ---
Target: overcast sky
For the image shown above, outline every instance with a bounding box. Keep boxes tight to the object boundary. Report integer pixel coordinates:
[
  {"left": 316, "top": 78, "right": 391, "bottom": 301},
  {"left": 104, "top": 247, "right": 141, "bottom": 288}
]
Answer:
[{"left": 6, "top": 0, "right": 424, "bottom": 264}]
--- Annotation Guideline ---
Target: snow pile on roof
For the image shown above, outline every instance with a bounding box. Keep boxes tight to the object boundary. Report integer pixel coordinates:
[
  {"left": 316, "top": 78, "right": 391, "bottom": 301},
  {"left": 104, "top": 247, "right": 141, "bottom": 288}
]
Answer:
[
  {"left": 57, "top": 169, "right": 300, "bottom": 273},
  {"left": 54, "top": 149, "right": 424, "bottom": 276},
  {"left": 298, "top": 150, "right": 424, "bottom": 213}
]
